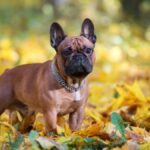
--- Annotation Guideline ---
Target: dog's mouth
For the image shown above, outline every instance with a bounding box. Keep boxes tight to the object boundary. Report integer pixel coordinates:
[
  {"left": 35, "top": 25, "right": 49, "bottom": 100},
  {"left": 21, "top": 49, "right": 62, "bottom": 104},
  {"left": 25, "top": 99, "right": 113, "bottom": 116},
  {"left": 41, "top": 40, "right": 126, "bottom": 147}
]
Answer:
[{"left": 64, "top": 54, "right": 93, "bottom": 78}]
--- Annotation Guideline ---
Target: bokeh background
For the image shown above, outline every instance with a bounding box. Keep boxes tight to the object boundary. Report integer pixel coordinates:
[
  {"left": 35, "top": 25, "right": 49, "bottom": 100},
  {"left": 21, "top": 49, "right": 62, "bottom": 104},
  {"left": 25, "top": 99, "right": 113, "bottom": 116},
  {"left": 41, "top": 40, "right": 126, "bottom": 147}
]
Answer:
[
  {"left": 1, "top": 0, "right": 150, "bottom": 149},
  {"left": 0, "top": 0, "right": 150, "bottom": 80},
  {"left": 0, "top": 0, "right": 150, "bottom": 103}
]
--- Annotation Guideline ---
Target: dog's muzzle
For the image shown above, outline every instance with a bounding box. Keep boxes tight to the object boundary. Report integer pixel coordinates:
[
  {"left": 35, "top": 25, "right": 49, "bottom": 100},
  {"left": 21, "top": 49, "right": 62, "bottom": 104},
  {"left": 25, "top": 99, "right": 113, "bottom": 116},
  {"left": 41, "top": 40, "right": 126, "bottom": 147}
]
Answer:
[{"left": 65, "top": 54, "right": 93, "bottom": 78}]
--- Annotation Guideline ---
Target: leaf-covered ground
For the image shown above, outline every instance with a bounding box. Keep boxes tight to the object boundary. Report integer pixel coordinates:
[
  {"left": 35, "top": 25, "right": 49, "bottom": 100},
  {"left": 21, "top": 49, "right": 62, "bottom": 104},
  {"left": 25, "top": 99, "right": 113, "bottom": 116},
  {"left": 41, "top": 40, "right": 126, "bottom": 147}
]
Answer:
[{"left": 0, "top": 22, "right": 150, "bottom": 149}]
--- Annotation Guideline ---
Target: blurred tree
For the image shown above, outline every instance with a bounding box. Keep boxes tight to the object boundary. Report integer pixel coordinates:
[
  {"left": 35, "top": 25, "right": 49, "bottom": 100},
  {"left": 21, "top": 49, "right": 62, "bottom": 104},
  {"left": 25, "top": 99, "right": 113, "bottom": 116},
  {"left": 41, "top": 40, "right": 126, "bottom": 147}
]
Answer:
[
  {"left": 43, "top": 0, "right": 67, "bottom": 18},
  {"left": 121, "top": 0, "right": 143, "bottom": 18}
]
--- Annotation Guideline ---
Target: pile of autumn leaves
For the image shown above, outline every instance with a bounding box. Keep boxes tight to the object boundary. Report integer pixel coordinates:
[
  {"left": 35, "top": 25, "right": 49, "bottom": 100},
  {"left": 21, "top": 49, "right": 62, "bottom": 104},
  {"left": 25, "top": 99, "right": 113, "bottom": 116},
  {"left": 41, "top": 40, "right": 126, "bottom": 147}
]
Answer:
[{"left": 1, "top": 80, "right": 150, "bottom": 149}]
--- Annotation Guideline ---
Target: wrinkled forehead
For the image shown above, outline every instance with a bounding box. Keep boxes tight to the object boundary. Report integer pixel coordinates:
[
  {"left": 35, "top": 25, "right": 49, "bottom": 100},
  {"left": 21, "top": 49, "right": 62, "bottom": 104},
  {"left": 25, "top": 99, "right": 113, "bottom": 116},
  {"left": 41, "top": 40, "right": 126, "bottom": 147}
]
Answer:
[{"left": 58, "top": 36, "right": 94, "bottom": 51}]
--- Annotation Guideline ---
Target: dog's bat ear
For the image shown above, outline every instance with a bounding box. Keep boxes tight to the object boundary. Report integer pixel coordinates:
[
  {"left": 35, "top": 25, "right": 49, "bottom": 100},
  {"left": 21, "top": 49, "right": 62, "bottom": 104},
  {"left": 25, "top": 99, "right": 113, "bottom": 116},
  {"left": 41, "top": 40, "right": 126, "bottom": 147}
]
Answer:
[
  {"left": 50, "top": 22, "right": 66, "bottom": 50},
  {"left": 80, "top": 18, "right": 96, "bottom": 44}
]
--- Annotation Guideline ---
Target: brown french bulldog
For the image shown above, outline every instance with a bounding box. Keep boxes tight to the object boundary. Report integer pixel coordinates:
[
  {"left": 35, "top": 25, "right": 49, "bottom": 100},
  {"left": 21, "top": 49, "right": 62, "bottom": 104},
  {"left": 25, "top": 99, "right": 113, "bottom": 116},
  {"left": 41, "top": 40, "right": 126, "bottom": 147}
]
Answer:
[{"left": 0, "top": 18, "right": 96, "bottom": 133}]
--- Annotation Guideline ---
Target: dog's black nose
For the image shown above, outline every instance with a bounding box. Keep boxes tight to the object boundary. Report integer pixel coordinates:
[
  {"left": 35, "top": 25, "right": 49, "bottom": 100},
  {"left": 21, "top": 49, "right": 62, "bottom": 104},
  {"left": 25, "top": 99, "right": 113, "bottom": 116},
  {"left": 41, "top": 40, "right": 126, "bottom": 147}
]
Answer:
[
  {"left": 65, "top": 53, "right": 93, "bottom": 78},
  {"left": 72, "top": 54, "right": 84, "bottom": 63}
]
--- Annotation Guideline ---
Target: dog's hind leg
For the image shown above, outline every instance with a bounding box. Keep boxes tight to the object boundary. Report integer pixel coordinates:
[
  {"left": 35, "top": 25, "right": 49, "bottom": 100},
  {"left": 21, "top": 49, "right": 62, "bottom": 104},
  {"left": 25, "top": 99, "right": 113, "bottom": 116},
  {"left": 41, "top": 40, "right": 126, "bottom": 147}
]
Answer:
[
  {"left": 0, "top": 107, "right": 5, "bottom": 115},
  {"left": 8, "top": 101, "right": 36, "bottom": 133},
  {"left": 0, "top": 97, "right": 13, "bottom": 116},
  {"left": 0, "top": 97, "right": 14, "bottom": 116},
  {"left": 0, "top": 86, "right": 13, "bottom": 116},
  {"left": 0, "top": 70, "right": 15, "bottom": 115}
]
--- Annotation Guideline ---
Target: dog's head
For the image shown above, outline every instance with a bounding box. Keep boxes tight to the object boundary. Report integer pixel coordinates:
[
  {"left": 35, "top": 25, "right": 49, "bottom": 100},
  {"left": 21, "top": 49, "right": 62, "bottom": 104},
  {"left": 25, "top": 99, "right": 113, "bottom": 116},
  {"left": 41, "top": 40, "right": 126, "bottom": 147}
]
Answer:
[{"left": 50, "top": 18, "right": 96, "bottom": 79}]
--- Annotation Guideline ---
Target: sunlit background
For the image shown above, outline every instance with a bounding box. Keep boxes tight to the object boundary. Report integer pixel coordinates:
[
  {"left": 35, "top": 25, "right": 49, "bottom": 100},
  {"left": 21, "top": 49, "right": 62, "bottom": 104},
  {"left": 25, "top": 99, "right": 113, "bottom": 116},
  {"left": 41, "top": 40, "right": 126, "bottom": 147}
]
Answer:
[
  {"left": 0, "top": 0, "right": 150, "bottom": 79},
  {"left": 1, "top": 1, "right": 150, "bottom": 148}
]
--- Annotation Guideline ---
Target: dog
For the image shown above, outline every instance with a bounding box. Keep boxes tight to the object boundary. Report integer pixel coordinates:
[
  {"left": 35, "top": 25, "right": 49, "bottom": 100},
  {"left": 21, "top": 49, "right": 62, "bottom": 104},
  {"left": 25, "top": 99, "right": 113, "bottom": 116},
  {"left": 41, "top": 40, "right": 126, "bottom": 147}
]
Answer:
[{"left": 0, "top": 18, "right": 96, "bottom": 133}]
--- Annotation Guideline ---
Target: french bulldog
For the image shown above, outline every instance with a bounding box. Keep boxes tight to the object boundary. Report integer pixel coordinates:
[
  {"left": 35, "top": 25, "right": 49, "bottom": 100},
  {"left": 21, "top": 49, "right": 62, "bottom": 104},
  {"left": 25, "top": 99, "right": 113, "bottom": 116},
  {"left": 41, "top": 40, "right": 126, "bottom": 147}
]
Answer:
[{"left": 0, "top": 18, "right": 96, "bottom": 133}]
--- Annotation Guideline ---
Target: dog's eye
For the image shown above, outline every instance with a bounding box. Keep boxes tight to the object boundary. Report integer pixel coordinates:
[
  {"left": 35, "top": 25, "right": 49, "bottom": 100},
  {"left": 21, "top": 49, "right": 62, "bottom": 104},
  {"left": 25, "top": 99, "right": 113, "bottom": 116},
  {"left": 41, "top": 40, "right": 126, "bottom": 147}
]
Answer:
[
  {"left": 62, "top": 47, "right": 72, "bottom": 57},
  {"left": 84, "top": 47, "right": 93, "bottom": 55}
]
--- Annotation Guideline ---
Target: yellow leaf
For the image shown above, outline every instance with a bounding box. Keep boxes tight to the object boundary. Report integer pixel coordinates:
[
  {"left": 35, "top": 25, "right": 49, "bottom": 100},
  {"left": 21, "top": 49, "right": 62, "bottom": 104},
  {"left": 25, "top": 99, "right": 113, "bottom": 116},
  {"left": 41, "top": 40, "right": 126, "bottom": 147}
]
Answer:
[
  {"left": 111, "top": 97, "right": 124, "bottom": 110},
  {"left": 140, "top": 142, "right": 150, "bottom": 150},
  {"left": 0, "top": 113, "right": 9, "bottom": 122},
  {"left": 33, "top": 113, "right": 44, "bottom": 131},
  {"left": 116, "top": 86, "right": 126, "bottom": 98},
  {"left": 131, "top": 127, "right": 150, "bottom": 137},
  {"left": 126, "top": 81, "right": 146, "bottom": 102},
  {"left": 135, "top": 105, "right": 150, "bottom": 126},
  {"left": 0, "top": 136, "right": 5, "bottom": 143},
  {"left": 0, "top": 121, "right": 16, "bottom": 134},
  {"left": 75, "top": 123, "right": 101, "bottom": 137},
  {"left": 16, "top": 111, "right": 23, "bottom": 122},
  {"left": 85, "top": 109, "right": 103, "bottom": 124},
  {"left": 57, "top": 125, "right": 64, "bottom": 135},
  {"left": 64, "top": 123, "right": 71, "bottom": 137},
  {"left": 56, "top": 136, "right": 71, "bottom": 143}
]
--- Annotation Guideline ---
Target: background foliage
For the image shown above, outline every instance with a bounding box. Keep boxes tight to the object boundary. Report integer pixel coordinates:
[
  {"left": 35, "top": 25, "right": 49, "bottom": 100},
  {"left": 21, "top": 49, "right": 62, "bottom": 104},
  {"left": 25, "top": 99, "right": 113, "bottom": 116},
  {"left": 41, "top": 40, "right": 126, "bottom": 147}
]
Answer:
[{"left": 0, "top": 0, "right": 150, "bottom": 149}]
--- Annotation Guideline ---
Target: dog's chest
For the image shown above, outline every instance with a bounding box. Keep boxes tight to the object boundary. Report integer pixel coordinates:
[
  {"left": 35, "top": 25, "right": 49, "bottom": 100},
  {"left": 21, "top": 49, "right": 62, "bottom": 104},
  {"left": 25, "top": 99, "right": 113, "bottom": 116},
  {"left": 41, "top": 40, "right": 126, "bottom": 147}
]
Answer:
[{"left": 48, "top": 89, "right": 83, "bottom": 115}]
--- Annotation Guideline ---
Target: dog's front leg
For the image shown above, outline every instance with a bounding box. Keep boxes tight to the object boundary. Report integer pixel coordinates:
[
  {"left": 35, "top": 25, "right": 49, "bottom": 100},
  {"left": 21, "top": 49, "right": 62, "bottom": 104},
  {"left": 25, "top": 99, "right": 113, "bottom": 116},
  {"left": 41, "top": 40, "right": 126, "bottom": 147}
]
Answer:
[
  {"left": 43, "top": 107, "right": 57, "bottom": 133},
  {"left": 69, "top": 107, "right": 84, "bottom": 131}
]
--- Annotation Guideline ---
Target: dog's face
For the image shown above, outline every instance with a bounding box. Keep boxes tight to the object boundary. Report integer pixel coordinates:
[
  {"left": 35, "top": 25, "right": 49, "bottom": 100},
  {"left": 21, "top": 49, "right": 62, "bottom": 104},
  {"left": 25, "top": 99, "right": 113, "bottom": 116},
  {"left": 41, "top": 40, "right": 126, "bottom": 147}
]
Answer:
[{"left": 50, "top": 19, "right": 96, "bottom": 79}]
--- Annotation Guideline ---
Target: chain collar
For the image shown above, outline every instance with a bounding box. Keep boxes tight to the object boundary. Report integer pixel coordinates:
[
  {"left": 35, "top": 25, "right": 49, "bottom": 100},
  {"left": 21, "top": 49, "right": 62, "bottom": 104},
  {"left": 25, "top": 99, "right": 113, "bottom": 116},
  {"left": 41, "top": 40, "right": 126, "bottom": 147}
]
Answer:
[{"left": 51, "top": 61, "right": 81, "bottom": 92}]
